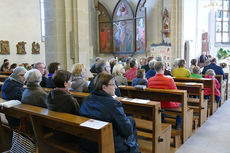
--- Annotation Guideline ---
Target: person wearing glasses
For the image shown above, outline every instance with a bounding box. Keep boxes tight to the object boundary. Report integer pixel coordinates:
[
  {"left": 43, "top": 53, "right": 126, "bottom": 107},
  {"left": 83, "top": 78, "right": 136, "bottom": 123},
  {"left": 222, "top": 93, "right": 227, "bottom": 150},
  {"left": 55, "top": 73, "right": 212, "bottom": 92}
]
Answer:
[
  {"left": 34, "top": 62, "right": 47, "bottom": 87},
  {"left": 1, "top": 66, "right": 27, "bottom": 126},
  {"left": 80, "top": 72, "right": 139, "bottom": 153}
]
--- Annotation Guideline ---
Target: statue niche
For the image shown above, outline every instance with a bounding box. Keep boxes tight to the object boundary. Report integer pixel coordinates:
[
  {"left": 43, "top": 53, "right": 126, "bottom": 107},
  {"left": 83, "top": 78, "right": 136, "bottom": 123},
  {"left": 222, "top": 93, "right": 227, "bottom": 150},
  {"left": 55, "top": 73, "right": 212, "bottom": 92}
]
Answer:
[
  {"left": 0, "top": 40, "right": 10, "bottom": 54},
  {"left": 32, "top": 42, "right": 40, "bottom": 54},
  {"left": 16, "top": 41, "right": 27, "bottom": 54}
]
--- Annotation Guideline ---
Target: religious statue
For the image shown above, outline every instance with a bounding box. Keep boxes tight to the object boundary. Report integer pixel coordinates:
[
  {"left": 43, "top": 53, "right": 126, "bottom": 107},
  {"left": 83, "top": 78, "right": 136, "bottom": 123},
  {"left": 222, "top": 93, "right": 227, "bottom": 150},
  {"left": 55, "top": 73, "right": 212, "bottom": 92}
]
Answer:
[
  {"left": 32, "top": 42, "right": 40, "bottom": 54},
  {"left": 0, "top": 40, "right": 10, "bottom": 54},
  {"left": 162, "top": 8, "right": 170, "bottom": 38},
  {"left": 16, "top": 41, "right": 26, "bottom": 54}
]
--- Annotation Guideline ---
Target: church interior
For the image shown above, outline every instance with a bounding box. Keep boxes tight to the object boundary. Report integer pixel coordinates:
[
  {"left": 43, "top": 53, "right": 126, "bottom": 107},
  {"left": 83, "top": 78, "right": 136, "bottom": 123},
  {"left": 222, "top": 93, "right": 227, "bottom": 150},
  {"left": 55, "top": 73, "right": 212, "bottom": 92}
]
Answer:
[{"left": 0, "top": 0, "right": 230, "bottom": 153}]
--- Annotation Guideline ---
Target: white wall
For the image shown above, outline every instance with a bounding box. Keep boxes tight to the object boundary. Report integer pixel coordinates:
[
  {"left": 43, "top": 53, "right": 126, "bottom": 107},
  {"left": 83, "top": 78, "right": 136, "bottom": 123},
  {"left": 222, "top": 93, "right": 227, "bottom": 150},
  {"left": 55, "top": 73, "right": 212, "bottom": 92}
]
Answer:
[{"left": 0, "top": 0, "right": 45, "bottom": 65}]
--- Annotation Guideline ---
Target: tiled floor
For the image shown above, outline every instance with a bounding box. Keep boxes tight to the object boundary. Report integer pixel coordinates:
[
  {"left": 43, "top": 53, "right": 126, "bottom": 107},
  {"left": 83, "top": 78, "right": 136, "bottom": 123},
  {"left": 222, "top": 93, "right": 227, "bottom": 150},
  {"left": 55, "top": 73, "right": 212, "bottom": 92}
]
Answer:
[{"left": 176, "top": 100, "right": 230, "bottom": 153}]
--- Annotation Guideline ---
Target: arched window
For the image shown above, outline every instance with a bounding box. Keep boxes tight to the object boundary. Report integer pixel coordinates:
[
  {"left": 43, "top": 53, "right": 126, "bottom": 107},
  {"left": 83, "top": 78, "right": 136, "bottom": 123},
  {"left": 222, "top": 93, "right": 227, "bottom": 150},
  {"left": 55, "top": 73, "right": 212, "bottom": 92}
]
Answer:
[
  {"left": 112, "top": 0, "right": 135, "bottom": 54},
  {"left": 215, "top": 0, "right": 230, "bottom": 45}
]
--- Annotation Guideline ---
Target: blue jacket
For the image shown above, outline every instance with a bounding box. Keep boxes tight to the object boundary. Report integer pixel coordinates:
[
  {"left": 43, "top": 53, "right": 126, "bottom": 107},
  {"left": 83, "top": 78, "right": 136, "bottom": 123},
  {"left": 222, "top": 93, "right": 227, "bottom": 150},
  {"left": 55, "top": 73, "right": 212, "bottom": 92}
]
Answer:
[
  {"left": 132, "top": 78, "right": 148, "bottom": 86},
  {"left": 202, "top": 63, "right": 226, "bottom": 80},
  {"left": 145, "top": 69, "right": 156, "bottom": 80},
  {"left": 88, "top": 75, "right": 121, "bottom": 97},
  {"left": 1, "top": 78, "right": 24, "bottom": 126},
  {"left": 79, "top": 90, "right": 139, "bottom": 153}
]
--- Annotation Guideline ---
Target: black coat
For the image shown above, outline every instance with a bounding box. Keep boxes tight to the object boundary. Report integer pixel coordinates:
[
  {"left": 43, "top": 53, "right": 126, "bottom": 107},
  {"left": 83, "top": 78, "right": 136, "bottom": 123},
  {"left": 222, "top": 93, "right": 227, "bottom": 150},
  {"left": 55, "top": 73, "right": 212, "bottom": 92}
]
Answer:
[{"left": 79, "top": 90, "right": 139, "bottom": 153}]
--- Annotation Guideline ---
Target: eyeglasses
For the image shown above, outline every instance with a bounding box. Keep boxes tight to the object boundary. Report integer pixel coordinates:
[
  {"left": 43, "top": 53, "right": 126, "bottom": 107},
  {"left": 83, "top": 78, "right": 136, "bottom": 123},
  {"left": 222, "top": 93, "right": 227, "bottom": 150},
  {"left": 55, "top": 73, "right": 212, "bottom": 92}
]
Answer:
[{"left": 107, "top": 84, "right": 116, "bottom": 87}]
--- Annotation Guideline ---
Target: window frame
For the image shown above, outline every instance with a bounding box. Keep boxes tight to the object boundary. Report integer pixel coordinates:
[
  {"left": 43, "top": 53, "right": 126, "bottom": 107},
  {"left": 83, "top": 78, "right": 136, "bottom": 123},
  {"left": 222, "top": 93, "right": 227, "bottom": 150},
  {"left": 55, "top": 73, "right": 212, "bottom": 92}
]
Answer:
[
  {"left": 40, "top": 0, "right": 45, "bottom": 42},
  {"left": 215, "top": 0, "right": 230, "bottom": 46}
]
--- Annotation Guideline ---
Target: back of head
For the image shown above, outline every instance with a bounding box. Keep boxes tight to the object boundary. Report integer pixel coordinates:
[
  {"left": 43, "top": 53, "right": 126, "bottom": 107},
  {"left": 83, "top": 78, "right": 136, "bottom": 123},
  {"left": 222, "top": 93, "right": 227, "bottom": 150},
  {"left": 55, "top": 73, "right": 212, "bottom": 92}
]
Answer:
[
  {"left": 71, "top": 63, "right": 84, "bottom": 76},
  {"left": 10, "top": 66, "right": 27, "bottom": 83},
  {"left": 191, "top": 59, "right": 197, "bottom": 66},
  {"left": 48, "top": 62, "right": 60, "bottom": 73},
  {"left": 95, "top": 57, "right": 102, "bottom": 62},
  {"left": 155, "top": 56, "right": 162, "bottom": 61},
  {"left": 24, "top": 69, "right": 42, "bottom": 84},
  {"left": 178, "top": 59, "right": 185, "bottom": 68},
  {"left": 205, "top": 69, "right": 215, "bottom": 77},
  {"left": 149, "top": 59, "right": 156, "bottom": 70},
  {"left": 52, "top": 70, "right": 72, "bottom": 88},
  {"left": 3, "top": 59, "right": 9, "bottom": 63},
  {"left": 95, "top": 60, "right": 107, "bottom": 73},
  {"left": 136, "top": 69, "right": 145, "bottom": 78},
  {"left": 112, "top": 64, "right": 123, "bottom": 75},
  {"left": 154, "top": 61, "right": 165, "bottom": 73},
  {"left": 211, "top": 58, "right": 216, "bottom": 63},
  {"left": 126, "top": 57, "right": 132, "bottom": 64},
  {"left": 94, "top": 72, "right": 114, "bottom": 91},
  {"left": 147, "top": 56, "right": 154, "bottom": 63},
  {"left": 10, "top": 63, "right": 17, "bottom": 70},
  {"left": 130, "top": 59, "right": 137, "bottom": 68},
  {"left": 192, "top": 66, "right": 200, "bottom": 74},
  {"left": 109, "top": 59, "right": 118, "bottom": 68}
]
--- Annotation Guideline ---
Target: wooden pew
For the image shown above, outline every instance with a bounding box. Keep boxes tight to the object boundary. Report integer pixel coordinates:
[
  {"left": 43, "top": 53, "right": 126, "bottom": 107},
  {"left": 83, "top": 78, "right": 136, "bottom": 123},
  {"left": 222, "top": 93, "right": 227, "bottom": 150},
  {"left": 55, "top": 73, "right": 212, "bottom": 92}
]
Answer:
[
  {"left": 118, "top": 86, "right": 193, "bottom": 144},
  {"left": 0, "top": 71, "right": 11, "bottom": 76},
  {"left": 214, "top": 75, "right": 224, "bottom": 106},
  {"left": 0, "top": 98, "right": 115, "bottom": 153},
  {"left": 173, "top": 77, "right": 217, "bottom": 115},
  {"left": 0, "top": 75, "right": 8, "bottom": 82},
  {"left": 70, "top": 92, "right": 171, "bottom": 153},
  {"left": 175, "top": 82, "right": 207, "bottom": 126}
]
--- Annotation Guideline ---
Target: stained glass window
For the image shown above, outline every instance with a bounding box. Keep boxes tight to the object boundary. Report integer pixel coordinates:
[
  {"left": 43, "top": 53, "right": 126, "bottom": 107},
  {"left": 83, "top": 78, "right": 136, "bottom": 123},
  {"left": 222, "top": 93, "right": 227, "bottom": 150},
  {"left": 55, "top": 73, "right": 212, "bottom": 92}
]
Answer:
[{"left": 215, "top": 0, "right": 230, "bottom": 44}]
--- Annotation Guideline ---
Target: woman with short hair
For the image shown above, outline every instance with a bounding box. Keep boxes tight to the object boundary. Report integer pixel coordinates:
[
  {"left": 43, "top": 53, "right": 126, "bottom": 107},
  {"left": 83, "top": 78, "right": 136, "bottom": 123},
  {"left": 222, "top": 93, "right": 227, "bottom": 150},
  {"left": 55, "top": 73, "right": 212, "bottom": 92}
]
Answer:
[
  {"left": 21, "top": 69, "right": 47, "bottom": 108},
  {"left": 70, "top": 63, "right": 88, "bottom": 92},
  {"left": 79, "top": 72, "right": 139, "bottom": 153},
  {"left": 46, "top": 70, "right": 80, "bottom": 115}
]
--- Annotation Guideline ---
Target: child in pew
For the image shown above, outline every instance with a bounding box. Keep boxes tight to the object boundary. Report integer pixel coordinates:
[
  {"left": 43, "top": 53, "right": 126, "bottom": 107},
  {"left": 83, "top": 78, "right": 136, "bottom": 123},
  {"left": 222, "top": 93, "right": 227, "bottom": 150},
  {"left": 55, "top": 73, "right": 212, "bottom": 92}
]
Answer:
[
  {"left": 190, "top": 66, "right": 202, "bottom": 78},
  {"left": 204, "top": 69, "right": 221, "bottom": 103},
  {"left": 131, "top": 69, "right": 148, "bottom": 86}
]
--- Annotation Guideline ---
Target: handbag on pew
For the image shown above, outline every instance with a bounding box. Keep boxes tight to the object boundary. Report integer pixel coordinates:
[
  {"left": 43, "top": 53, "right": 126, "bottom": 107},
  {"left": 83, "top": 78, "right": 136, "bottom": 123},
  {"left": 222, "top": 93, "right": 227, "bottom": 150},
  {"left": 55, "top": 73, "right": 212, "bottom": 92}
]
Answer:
[{"left": 10, "top": 118, "right": 36, "bottom": 153}]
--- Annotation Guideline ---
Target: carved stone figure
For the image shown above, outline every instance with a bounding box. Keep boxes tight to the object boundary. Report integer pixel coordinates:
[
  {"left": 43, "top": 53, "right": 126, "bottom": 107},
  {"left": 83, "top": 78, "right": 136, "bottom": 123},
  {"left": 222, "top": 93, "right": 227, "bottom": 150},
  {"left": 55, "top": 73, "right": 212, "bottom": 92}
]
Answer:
[
  {"left": 0, "top": 40, "right": 10, "bottom": 54},
  {"left": 162, "top": 8, "right": 170, "bottom": 38},
  {"left": 16, "top": 41, "right": 26, "bottom": 54},
  {"left": 32, "top": 42, "right": 40, "bottom": 54}
]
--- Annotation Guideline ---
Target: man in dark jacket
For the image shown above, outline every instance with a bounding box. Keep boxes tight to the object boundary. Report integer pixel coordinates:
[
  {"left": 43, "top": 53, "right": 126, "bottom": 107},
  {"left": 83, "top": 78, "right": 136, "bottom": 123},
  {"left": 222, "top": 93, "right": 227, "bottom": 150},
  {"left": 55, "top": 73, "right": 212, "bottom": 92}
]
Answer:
[
  {"left": 34, "top": 62, "right": 47, "bottom": 87},
  {"left": 88, "top": 59, "right": 121, "bottom": 96},
  {"left": 202, "top": 58, "right": 225, "bottom": 80}
]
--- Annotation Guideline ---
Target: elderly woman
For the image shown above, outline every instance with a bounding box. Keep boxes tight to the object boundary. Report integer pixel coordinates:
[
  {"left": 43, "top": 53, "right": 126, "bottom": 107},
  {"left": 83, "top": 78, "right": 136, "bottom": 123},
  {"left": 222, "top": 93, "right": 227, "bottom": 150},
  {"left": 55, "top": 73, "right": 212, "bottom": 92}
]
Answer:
[
  {"left": 79, "top": 72, "right": 139, "bottom": 153},
  {"left": 70, "top": 63, "right": 88, "bottom": 92},
  {"left": 112, "top": 64, "right": 128, "bottom": 86},
  {"left": 21, "top": 69, "right": 47, "bottom": 108},
  {"left": 1, "top": 67, "right": 27, "bottom": 126},
  {"left": 145, "top": 60, "right": 156, "bottom": 80},
  {"left": 46, "top": 70, "right": 80, "bottom": 115}
]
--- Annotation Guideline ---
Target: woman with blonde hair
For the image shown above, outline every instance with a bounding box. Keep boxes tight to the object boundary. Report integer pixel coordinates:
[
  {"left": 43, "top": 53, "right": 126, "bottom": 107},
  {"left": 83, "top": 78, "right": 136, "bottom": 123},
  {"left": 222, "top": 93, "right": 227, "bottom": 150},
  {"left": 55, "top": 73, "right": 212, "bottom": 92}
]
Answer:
[
  {"left": 112, "top": 64, "right": 128, "bottom": 86},
  {"left": 70, "top": 63, "right": 88, "bottom": 92}
]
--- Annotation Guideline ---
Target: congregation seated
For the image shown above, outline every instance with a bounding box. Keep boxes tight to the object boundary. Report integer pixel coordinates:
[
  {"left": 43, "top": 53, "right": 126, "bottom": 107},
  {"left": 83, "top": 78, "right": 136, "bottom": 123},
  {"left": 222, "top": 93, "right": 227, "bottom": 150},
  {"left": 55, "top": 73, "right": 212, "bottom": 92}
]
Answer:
[
  {"left": 70, "top": 63, "right": 88, "bottom": 92},
  {"left": 172, "top": 59, "right": 191, "bottom": 78},
  {"left": 46, "top": 70, "right": 79, "bottom": 115},
  {"left": 46, "top": 62, "right": 60, "bottom": 88},
  {"left": 145, "top": 59, "right": 156, "bottom": 80},
  {"left": 132, "top": 69, "right": 147, "bottom": 86},
  {"left": 88, "top": 59, "right": 121, "bottom": 96},
  {"left": 202, "top": 58, "right": 225, "bottom": 80},
  {"left": 112, "top": 64, "right": 128, "bottom": 86},
  {"left": 190, "top": 66, "right": 202, "bottom": 78},
  {"left": 34, "top": 62, "right": 47, "bottom": 87},
  {"left": 1, "top": 67, "right": 27, "bottom": 126},
  {"left": 148, "top": 61, "right": 180, "bottom": 108},
  {"left": 21, "top": 69, "right": 47, "bottom": 108},
  {"left": 204, "top": 69, "right": 221, "bottom": 103},
  {"left": 79, "top": 72, "right": 139, "bottom": 153},
  {"left": 124, "top": 57, "right": 132, "bottom": 71},
  {"left": 125, "top": 59, "right": 138, "bottom": 80}
]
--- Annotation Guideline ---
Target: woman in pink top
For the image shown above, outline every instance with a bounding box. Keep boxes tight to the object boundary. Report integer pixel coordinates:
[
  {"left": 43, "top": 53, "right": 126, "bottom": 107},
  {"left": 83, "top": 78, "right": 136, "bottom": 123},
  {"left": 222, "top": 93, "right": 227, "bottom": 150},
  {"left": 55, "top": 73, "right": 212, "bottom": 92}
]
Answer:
[{"left": 204, "top": 69, "right": 221, "bottom": 103}]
